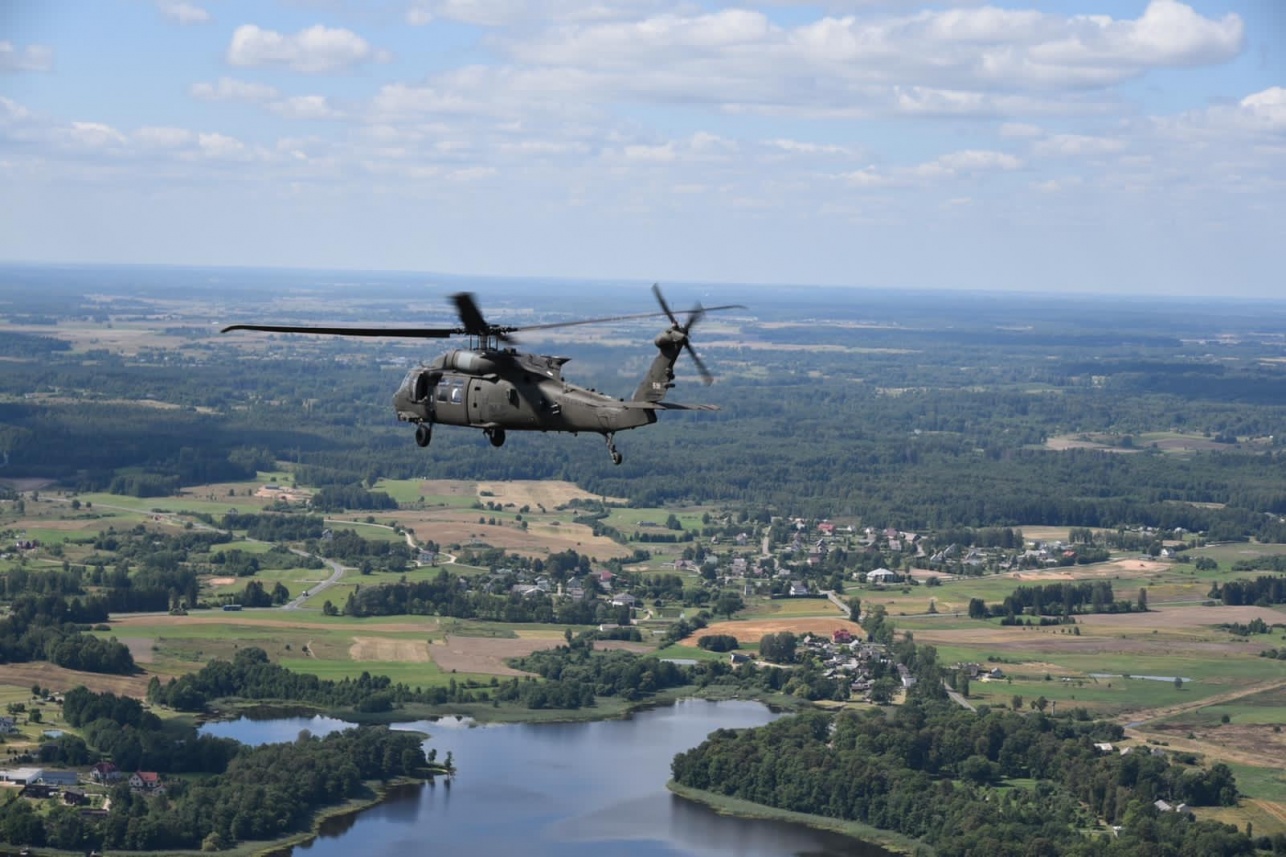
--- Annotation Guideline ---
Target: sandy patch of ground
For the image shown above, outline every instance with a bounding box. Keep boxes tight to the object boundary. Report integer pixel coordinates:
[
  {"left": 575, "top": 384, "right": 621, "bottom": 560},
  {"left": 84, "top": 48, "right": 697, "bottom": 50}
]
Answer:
[
  {"left": 349, "top": 636, "right": 433, "bottom": 662},
  {"left": 1007, "top": 559, "right": 1169, "bottom": 581},
  {"left": 684, "top": 617, "right": 864, "bottom": 646},
  {"left": 120, "top": 637, "right": 154, "bottom": 664},
  {"left": 0, "top": 663, "right": 152, "bottom": 697},
  {"left": 427, "top": 636, "right": 559, "bottom": 676},
  {"left": 206, "top": 577, "right": 238, "bottom": 587}
]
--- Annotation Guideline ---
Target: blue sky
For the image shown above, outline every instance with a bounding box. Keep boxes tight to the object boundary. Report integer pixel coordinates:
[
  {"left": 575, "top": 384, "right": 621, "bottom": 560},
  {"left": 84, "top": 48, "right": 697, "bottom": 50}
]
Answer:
[{"left": 1, "top": 0, "right": 1282, "bottom": 296}]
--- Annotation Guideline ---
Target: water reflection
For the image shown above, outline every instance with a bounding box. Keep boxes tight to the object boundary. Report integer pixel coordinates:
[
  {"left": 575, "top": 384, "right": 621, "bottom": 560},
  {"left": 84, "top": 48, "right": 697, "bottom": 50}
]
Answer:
[{"left": 203, "top": 700, "right": 893, "bottom": 857}]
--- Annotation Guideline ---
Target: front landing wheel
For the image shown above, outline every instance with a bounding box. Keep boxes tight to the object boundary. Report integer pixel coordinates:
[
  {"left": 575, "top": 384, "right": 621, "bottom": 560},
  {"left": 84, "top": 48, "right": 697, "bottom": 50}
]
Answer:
[
  {"left": 487, "top": 428, "right": 507, "bottom": 448},
  {"left": 415, "top": 423, "right": 432, "bottom": 448}
]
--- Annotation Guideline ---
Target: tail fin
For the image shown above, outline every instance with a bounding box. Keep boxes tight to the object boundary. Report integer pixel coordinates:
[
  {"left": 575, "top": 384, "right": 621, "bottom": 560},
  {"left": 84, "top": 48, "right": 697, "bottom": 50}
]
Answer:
[{"left": 631, "top": 329, "right": 686, "bottom": 403}]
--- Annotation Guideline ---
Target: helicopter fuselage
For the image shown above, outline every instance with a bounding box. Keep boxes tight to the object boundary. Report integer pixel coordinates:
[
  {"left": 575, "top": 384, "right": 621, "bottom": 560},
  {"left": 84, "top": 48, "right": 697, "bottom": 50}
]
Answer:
[{"left": 393, "top": 348, "right": 657, "bottom": 436}]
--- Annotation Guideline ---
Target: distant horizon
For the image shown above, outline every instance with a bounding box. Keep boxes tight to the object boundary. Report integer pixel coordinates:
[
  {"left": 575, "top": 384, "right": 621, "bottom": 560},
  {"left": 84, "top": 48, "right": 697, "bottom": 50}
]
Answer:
[{"left": 3, "top": 257, "right": 1284, "bottom": 305}]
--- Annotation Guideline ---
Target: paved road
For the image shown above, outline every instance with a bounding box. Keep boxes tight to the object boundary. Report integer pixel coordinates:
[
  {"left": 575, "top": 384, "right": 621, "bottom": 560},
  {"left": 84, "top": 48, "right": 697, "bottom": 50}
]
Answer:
[{"left": 284, "top": 552, "right": 347, "bottom": 610}]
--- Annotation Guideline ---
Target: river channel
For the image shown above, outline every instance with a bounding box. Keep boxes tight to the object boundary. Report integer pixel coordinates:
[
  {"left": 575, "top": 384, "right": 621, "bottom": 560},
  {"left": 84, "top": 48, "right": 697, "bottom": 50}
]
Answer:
[{"left": 201, "top": 700, "right": 894, "bottom": 857}]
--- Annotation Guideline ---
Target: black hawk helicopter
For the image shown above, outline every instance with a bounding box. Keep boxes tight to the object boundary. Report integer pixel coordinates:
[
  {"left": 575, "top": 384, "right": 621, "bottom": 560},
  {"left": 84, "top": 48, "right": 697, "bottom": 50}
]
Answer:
[{"left": 222, "top": 286, "right": 743, "bottom": 465}]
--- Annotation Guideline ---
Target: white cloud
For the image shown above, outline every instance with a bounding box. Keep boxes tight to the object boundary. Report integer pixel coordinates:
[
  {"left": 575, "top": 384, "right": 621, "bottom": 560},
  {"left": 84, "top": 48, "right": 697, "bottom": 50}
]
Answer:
[
  {"left": 842, "top": 148, "right": 1021, "bottom": 188},
  {"left": 766, "top": 139, "right": 855, "bottom": 156},
  {"left": 934, "top": 149, "right": 1022, "bottom": 172},
  {"left": 133, "top": 126, "right": 196, "bottom": 148},
  {"left": 1239, "top": 87, "right": 1286, "bottom": 133},
  {"left": 227, "top": 24, "right": 379, "bottom": 73},
  {"left": 0, "top": 96, "right": 31, "bottom": 123},
  {"left": 67, "top": 121, "right": 127, "bottom": 149},
  {"left": 158, "top": 1, "right": 211, "bottom": 25},
  {"left": 195, "top": 132, "right": 249, "bottom": 160},
  {"left": 1033, "top": 134, "right": 1126, "bottom": 157},
  {"left": 1031, "top": 0, "right": 1242, "bottom": 69},
  {"left": 621, "top": 142, "right": 676, "bottom": 162},
  {"left": 448, "top": 166, "right": 498, "bottom": 181},
  {"left": 407, "top": 5, "right": 434, "bottom": 26},
  {"left": 486, "top": 2, "right": 1240, "bottom": 120},
  {"left": 0, "top": 41, "right": 54, "bottom": 72},
  {"left": 190, "top": 77, "right": 278, "bottom": 102},
  {"left": 1000, "top": 122, "right": 1043, "bottom": 139},
  {"left": 270, "top": 95, "right": 340, "bottom": 120}
]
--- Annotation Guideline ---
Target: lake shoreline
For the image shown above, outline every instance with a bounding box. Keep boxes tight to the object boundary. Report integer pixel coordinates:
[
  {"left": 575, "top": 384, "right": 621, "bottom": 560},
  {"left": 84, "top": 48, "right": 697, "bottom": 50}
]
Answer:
[{"left": 665, "top": 781, "right": 922, "bottom": 857}]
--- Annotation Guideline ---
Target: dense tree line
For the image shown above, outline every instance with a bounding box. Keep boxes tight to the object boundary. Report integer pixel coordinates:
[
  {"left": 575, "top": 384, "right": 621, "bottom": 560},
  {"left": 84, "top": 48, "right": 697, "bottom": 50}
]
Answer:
[
  {"left": 1212, "top": 575, "right": 1286, "bottom": 606},
  {"left": 342, "top": 569, "right": 625, "bottom": 625},
  {"left": 0, "top": 725, "right": 427, "bottom": 853},
  {"left": 672, "top": 699, "right": 1251, "bottom": 857},
  {"left": 316, "top": 529, "right": 413, "bottom": 572},
  {"left": 311, "top": 484, "right": 398, "bottom": 512},
  {"left": 150, "top": 646, "right": 445, "bottom": 712},
  {"left": 0, "top": 593, "right": 134, "bottom": 674},
  {"left": 967, "top": 581, "right": 1137, "bottom": 620},
  {"left": 221, "top": 511, "right": 325, "bottom": 541}
]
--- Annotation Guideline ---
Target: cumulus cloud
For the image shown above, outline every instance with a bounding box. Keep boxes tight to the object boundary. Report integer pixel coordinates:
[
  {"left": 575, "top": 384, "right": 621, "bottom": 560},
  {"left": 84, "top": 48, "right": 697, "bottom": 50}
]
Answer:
[
  {"left": 227, "top": 24, "right": 381, "bottom": 73},
  {"left": 133, "top": 126, "right": 196, "bottom": 148},
  {"left": 765, "top": 139, "right": 856, "bottom": 156},
  {"left": 158, "top": 1, "right": 211, "bottom": 25},
  {"left": 270, "top": 95, "right": 341, "bottom": 120},
  {"left": 66, "top": 121, "right": 128, "bottom": 149},
  {"left": 0, "top": 41, "right": 54, "bottom": 72},
  {"left": 487, "top": 1, "right": 1241, "bottom": 118},
  {"left": 843, "top": 148, "right": 1021, "bottom": 187},
  {"left": 1033, "top": 134, "right": 1126, "bottom": 158},
  {"left": 190, "top": 77, "right": 279, "bottom": 102}
]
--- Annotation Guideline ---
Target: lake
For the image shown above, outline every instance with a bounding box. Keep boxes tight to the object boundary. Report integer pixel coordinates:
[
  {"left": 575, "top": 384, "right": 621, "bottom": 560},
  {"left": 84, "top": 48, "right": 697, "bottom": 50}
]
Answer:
[{"left": 201, "top": 700, "right": 894, "bottom": 857}]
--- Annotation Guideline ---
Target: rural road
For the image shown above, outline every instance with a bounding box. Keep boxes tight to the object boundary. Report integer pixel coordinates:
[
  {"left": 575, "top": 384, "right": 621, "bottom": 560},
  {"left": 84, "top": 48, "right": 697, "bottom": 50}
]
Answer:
[{"left": 283, "top": 552, "right": 347, "bottom": 610}]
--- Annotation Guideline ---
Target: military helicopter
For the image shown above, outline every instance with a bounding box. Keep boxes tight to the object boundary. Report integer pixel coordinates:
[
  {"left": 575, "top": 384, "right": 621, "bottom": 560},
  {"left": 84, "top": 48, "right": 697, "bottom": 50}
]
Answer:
[{"left": 222, "top": 286, "right": 743, "bottom": 465}]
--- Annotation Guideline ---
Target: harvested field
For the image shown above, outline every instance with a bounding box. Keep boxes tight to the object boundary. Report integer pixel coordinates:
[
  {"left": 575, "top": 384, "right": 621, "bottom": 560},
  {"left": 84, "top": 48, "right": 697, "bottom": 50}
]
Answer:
[
  {"left": 111, "top": 614, "right": 441, "bottom": 634},
  {"left": 349, "top": 636, "right": 432, "bottom": 662},
  {"left": 389, "top": 510, "right": 631, "bottom": 560},
  {"left": 120, "top": 637, "right": 155, "bottom": 664},
  {"left": 416, "top": 479, "right": 625, "bottom": 508},
  {"left": 0, "top": 663, "right": 152, "bottom": 697},
  {"left": 910, "top": 626, "right": 1266, "bottom": 658},
  {"left": 1080, "top": 605, "right": 1286, "bottom": 629},
  {"left": 428, "top": 635, "right": 561, "bottom": 676},
  {"left": 684, "top": 617, "right": 864, "bottom": 646}
]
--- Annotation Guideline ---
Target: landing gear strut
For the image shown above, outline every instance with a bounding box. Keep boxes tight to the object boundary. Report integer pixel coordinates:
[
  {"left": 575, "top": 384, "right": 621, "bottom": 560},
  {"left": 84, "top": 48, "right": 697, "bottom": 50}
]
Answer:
[
  {"left": 605, "top": 432, "right": 623, "bottom": 466},
  {"left": 486, "top": 428, "right": 506, "bottom": 448},
  {"left": 415, "top": 422, "right": 432, "bottom": 448}
]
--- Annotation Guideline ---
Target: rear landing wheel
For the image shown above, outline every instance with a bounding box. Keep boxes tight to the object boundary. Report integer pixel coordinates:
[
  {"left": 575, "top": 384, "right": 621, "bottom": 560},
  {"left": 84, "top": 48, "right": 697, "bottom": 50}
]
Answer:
[
  {"left": 415, "top": 423, "right": 432, "bottom": 448},
  {"left": 487, "top": 428, "right": 506, "bottom": 448}
]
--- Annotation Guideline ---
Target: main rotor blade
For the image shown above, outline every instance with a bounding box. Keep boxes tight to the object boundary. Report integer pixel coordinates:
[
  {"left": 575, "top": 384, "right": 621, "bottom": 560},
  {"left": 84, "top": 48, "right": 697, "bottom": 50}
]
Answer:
[
  {"left": 684, "top": 342, "right": 714, "bottom": 385},
  {"left": 451, "top": 292, "right": 491, "bottom": 336},
  {"left": 652, "top": 283, "right": 680, "bottom": 328},
  {"left": 221, "top": 324, "right": 456, "bottom": 338},
  {"left": 512, "top": 304, "right": 744, "bottom": 333}
]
